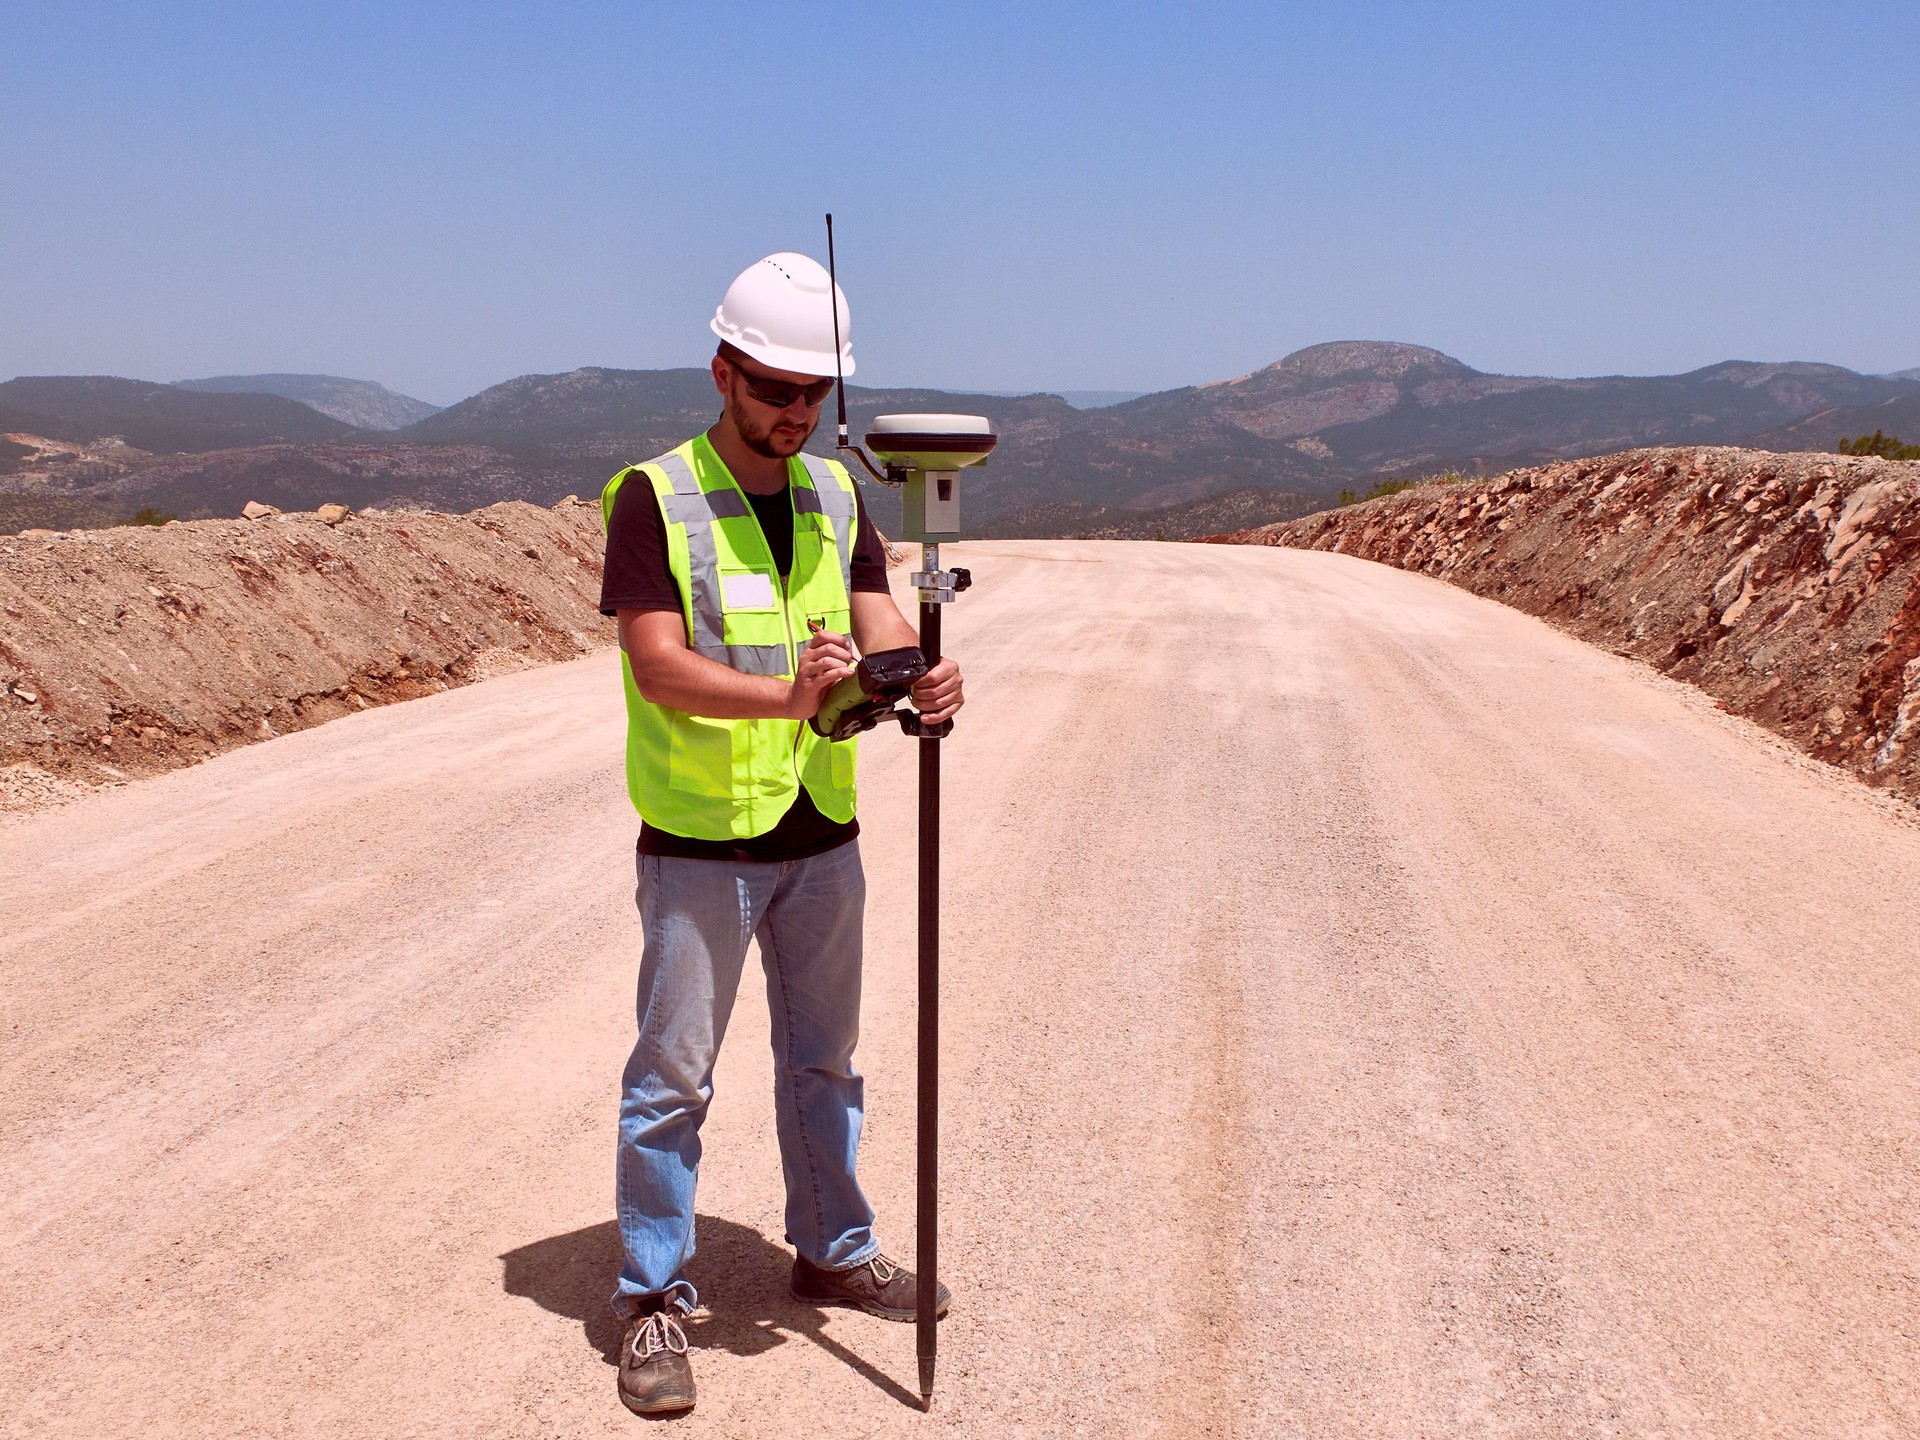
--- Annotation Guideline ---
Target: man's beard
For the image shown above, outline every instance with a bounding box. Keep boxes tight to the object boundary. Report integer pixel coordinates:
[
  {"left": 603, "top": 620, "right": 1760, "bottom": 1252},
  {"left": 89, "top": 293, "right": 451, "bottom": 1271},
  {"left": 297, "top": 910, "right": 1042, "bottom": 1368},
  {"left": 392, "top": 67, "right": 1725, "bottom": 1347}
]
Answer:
[{"left": 732, "top": 402, "right": 819, "bottom": 460}]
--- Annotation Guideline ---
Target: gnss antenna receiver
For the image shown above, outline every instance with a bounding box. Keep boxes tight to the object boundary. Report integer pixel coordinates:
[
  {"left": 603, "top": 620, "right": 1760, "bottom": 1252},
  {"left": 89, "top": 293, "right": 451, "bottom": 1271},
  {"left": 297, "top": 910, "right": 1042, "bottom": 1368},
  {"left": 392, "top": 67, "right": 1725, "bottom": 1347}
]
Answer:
[{"left": 823, "top": 214, "right": 997, "bottom": 1410}]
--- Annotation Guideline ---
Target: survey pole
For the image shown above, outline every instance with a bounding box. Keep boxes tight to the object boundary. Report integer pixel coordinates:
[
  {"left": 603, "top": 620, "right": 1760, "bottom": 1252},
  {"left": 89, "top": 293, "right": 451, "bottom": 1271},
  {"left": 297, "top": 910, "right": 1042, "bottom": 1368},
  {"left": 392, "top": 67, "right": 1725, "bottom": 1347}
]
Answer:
[{"left": 915, "top": 549, "right": 943, "bottom": 1406}]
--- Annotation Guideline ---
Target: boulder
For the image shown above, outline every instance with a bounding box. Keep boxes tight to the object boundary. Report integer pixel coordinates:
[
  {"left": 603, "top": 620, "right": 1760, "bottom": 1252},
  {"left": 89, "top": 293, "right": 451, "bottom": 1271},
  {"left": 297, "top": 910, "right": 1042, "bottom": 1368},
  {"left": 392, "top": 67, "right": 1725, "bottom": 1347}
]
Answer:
[
  {"left": 315, "top": 504, "right": 351, "bottom": 526},
  {"left": 242, "top": 501, "right": 282, "bottom": 520}
]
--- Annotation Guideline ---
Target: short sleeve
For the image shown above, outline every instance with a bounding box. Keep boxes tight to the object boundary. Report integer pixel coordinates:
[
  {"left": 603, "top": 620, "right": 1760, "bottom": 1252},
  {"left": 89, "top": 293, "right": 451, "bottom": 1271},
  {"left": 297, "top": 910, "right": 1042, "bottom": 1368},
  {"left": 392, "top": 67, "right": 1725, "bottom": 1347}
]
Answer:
[
  {"left": 848, "top": 486, "right": 892, "bottom": 595},
  {"left": 598, "top": 473, "right": 685, "bottom": 617}
]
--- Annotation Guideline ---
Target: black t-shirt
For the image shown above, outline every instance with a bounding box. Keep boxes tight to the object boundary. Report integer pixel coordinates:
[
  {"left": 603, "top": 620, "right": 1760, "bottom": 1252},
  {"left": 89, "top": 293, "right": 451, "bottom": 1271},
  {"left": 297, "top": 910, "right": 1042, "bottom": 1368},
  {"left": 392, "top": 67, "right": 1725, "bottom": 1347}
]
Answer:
[{"left": 599, "top": 455, "right": 895, "bottom": 863}]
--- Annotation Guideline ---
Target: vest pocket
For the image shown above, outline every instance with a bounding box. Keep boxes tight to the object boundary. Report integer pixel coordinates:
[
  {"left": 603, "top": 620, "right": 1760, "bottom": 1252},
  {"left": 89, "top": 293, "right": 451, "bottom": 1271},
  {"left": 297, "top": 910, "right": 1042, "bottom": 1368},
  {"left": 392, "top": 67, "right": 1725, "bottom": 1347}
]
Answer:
[
  {"left": 799, "top": 726, "right": 858, "bottom": 814},
  {"left": 829, "top": 734, "right": 857, "bottom": 792},
  {"left": 717, "top": 566, "right": 779, "bottom": 613},
  {"left": 666, "top": 712, "right": 739, "bottom": 796}
]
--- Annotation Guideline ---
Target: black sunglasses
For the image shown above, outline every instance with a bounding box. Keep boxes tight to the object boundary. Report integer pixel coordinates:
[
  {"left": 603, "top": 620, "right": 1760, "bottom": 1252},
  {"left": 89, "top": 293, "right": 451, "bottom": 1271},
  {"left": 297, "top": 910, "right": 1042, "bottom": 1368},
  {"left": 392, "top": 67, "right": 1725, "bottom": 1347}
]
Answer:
[{"left": 727, "top": 358, "right": 835, "bottom": 410}]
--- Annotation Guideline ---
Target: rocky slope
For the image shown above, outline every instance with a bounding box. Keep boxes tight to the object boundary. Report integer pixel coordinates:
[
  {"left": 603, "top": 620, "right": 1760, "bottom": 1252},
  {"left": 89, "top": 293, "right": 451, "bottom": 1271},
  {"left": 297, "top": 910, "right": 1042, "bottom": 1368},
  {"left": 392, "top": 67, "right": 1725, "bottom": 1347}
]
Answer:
[
  {"left": 0, "top": 499, "right": 614, "bottom": 811},
  {"left": 1204, "top": 447, "right": 1920, "bottom": 802}
]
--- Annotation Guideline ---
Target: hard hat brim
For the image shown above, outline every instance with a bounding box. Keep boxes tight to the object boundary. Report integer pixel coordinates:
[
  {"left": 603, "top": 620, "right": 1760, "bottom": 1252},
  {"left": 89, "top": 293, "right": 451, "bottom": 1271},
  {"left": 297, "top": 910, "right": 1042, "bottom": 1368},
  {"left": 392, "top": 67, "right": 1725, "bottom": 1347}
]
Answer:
[{"left": 710, "top": 317, "right": 854, "bottom": 379}]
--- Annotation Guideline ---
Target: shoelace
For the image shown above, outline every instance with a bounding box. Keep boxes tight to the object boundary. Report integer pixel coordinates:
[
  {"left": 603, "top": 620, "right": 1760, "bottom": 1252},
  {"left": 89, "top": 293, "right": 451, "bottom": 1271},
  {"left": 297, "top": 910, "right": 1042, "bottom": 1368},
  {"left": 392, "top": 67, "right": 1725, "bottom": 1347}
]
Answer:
[
  {"left": 630, "top": 1309, "right": 689, "bottom": 1362},
  {"left": 865, "top": 1254, "right": 900, "bottom": 1286}
]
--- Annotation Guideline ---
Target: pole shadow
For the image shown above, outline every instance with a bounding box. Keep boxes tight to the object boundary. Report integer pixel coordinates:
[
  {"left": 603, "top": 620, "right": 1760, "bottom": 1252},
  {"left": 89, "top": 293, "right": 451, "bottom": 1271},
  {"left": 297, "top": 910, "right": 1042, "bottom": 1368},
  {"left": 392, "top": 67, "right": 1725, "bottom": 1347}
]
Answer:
[{"left": 499, "top": 1215, "right": 920, "bottom": 1410}]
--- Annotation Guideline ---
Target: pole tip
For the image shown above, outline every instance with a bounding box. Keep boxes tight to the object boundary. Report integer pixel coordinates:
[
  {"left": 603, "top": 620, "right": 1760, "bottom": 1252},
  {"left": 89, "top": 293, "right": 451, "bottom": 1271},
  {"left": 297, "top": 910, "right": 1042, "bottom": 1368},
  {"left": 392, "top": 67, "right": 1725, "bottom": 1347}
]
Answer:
[{"left": 918, "top": 1357, "right": 936, "bottom": 1408}]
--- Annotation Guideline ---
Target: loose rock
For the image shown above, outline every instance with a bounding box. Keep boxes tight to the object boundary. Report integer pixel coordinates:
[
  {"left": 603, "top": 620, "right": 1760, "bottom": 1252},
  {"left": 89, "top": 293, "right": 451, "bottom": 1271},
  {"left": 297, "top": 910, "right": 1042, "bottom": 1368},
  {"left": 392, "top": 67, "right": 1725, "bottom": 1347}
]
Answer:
[
  {"left": 1206, "top": 446, "right": 1920, "bottom": 803},
  {"left": 0, "top": 499, "right": 614, "bottom": 812}
]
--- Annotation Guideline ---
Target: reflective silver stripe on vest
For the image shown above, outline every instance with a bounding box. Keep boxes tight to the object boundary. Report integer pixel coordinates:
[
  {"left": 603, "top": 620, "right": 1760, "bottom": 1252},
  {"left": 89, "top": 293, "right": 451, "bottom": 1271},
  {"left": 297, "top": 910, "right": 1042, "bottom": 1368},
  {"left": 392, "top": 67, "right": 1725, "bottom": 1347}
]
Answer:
[
  {"left": 660, "top": 489, "right": 751, "bottom": 526},
  {"left": 798, "top": 455, "right": 856, "bottom": 595},
  {"left": 653, "top": 451, "right": 703, "bottom": 496},
  {"left": 652, "top": 453, "right": 791, "bottom": 677},
  {"left": 651, "top": 453, "right": 728, "bottom": 654},
  {"left": 659, "top": 492, "right": 711, "bottom": 528},
  {"left": 693, "top": 641, "right": 789, "bottom": 676}
]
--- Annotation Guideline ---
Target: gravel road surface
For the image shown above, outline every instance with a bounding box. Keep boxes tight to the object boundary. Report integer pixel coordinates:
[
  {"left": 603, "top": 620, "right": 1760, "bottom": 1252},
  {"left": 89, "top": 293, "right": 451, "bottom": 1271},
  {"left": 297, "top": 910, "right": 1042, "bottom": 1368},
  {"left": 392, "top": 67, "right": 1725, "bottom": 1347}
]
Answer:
[{"left": 5, "top": 540, "right": 1919, "bottom": 1438}]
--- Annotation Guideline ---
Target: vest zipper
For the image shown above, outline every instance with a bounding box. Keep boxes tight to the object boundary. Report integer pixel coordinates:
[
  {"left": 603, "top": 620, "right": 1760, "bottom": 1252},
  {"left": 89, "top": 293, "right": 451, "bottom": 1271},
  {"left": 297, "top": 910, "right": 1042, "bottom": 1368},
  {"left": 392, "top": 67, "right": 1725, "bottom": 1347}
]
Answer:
[
  {"left": 782, "top": 567, "right": 806, "bottom": 787},
  {"left": 772, "top": 469, "right": 803, "bottom": 789}
]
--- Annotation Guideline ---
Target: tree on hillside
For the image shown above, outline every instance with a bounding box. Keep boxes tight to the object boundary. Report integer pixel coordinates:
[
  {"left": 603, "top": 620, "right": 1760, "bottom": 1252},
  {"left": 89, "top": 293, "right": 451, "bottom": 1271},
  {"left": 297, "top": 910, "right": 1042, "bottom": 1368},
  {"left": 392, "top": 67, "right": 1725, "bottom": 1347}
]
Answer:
[{"left": 1838, "top": 429, "right": 1920, "bottom": 460}]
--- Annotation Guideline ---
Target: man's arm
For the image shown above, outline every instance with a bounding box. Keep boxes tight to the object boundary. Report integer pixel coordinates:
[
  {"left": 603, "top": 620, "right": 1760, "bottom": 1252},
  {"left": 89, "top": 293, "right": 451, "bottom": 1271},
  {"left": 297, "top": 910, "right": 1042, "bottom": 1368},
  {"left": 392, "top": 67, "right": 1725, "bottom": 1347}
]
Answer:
[
  {"left": 849, "top": 590, "right": 965, "bottom": 725},
  {"left": 618, "top": 609, "right": 853, "bottom": 721}
]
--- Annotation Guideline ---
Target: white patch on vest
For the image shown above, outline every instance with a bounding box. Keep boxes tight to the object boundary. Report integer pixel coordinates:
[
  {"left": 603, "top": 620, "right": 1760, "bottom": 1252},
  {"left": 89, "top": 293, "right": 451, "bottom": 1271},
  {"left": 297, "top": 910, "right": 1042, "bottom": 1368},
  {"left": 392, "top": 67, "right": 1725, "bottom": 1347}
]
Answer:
[{"left": 720, "top": 570, "right": 777, "bottom": 610}]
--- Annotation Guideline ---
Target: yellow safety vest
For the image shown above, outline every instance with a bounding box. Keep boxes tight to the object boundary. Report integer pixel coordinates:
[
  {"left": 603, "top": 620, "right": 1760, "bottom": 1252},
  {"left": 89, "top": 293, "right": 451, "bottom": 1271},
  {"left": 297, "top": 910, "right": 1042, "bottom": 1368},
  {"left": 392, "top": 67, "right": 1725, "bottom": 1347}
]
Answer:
[{"left": 600, "top": 433, "right": 861, "bottom": 839}]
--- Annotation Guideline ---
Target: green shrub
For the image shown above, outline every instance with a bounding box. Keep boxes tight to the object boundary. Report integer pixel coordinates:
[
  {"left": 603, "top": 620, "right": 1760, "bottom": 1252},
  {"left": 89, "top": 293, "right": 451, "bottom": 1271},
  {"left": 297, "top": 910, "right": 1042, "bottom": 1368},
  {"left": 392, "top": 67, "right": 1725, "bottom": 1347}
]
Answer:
[
  {"left": 124, "top": 506, "right": 177, "bottom": 526},
  {"left": 1838, "top": 429, "right": 1920, "bottom": 460},
  {"left": 1338, "top": 477, "right": 1426, "bottom": 506}
]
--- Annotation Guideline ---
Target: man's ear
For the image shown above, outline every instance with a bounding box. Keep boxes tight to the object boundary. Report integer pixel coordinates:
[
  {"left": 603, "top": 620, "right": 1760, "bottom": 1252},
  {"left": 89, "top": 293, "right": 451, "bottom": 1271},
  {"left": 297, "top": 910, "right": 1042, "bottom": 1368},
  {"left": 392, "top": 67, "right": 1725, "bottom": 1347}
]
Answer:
[{"left": 710, "top": 353, "right": 731, "bottom": 398}]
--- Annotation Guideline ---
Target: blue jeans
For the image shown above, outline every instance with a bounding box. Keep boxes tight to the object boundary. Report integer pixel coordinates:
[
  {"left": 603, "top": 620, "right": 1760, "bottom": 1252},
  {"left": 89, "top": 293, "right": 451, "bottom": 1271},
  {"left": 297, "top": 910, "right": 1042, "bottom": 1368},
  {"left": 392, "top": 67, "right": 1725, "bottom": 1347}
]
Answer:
[{"left": 612, "top": 841, "right": 878, "bottom": 1318}]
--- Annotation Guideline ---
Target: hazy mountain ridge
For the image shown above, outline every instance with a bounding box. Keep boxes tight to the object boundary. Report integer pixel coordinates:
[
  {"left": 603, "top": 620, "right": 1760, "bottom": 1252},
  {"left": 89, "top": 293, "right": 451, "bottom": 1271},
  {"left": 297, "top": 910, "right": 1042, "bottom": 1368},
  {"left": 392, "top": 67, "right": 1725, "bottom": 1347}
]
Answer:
[
  {"left": 394, "top": 367, "right": 1088, "bottom": 532},
  {"left": 6, "top": 346, "right": 1918, "bottom": 535},
  {"left": 0, "top": 376, "right": 356, "bottom": 453},
  {"left": 1095, "top": 345, "right": 1917, "bottom": 475},
  {"left": 1747, "top": 394, "right": 1920, "bottom": 454},
  {"left": 398, "top": 366, "right": 1080, "bottom": 449},
  {"left": 174, "top": 373, "right": 442, "bottom": 430},
  {"left": 398, "top": 367, "right": 721, "bottom": 446}
]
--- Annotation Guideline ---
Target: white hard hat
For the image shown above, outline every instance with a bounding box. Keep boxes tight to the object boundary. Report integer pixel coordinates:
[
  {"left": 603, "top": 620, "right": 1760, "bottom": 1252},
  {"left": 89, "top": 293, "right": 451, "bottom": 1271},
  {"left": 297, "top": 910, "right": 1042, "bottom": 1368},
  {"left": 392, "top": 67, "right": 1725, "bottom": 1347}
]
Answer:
[{"left": 710, "top": 252, "right": 854, "bottom": 379}]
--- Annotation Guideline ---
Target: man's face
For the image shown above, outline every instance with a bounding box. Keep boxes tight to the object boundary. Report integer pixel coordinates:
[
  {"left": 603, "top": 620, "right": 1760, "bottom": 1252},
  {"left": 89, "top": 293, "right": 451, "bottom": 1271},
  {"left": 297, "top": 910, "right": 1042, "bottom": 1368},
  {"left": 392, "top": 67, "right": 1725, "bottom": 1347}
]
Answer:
[{"left": 714, "top": 351, "right": 832, "bottom": 460}]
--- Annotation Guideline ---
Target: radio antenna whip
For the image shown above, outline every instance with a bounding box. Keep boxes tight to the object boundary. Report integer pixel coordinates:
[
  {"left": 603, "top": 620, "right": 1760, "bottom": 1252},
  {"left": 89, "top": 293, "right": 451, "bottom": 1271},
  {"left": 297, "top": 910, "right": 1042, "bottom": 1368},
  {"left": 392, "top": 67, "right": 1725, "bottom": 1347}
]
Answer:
[
  {"left": 824, "top": 214, "right": 894, "bottom": 485},
  {"left": 826, "top": 213, "right": 849, "bottom": 448}
]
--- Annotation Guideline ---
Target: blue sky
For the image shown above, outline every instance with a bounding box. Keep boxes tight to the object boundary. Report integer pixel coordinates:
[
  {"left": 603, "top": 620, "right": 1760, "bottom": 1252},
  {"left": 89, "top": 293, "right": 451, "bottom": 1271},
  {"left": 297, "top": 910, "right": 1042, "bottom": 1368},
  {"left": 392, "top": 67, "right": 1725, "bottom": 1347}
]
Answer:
[{"left": 2, "top": 1, "right": 1915, "bottom": 403}]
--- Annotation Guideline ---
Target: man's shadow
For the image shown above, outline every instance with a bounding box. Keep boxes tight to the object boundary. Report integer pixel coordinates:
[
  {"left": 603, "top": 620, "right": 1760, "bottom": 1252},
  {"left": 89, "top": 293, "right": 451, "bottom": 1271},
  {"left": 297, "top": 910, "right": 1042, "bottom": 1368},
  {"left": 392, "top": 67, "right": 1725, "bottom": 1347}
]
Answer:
[{"left": 500, "top": 1215, "right": 920, "bottom": 1410}]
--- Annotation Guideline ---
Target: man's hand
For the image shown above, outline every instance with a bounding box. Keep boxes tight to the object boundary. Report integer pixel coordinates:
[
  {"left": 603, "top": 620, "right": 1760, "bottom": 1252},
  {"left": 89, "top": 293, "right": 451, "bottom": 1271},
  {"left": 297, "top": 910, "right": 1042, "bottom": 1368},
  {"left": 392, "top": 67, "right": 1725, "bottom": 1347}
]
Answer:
[
  {"left": 846, "top": 589, "right": 965, "bottom": 725},
  {"left": 911, "top": 656, "right": 964, "bottom": 725},
  {"left": 787, "top": 628, "right": 856, "bottom": 721}
]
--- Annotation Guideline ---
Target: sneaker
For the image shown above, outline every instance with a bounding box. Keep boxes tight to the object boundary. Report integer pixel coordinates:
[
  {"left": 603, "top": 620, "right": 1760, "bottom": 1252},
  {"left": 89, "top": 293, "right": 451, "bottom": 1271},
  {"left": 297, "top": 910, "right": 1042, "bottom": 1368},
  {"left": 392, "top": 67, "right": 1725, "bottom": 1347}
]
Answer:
[
  {"left": 790, "top": 1251, "right": 952, "bottom": 1323},
  {"left": 617, "top": 1302, "right": 695, "bottom": 1416}
]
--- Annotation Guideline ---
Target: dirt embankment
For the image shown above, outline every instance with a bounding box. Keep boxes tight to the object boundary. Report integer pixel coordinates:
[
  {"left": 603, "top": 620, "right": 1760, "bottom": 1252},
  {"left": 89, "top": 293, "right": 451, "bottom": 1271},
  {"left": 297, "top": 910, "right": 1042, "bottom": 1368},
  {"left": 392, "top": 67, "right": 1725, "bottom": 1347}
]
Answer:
[
  {"left": 0, "top": 500, "right": 614, "bottom": 811},
  {"left": 1206, "top": 446, "right": 1920, "bottom": 802}
]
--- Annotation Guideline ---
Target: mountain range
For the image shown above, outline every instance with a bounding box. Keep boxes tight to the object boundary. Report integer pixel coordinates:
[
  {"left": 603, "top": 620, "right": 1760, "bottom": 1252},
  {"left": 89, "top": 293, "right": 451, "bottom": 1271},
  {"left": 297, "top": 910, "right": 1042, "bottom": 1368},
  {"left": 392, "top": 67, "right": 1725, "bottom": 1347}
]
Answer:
[
  {"left": 4, "top": 345, "right": 1916, "bottom": 538},
  {"left": 172, "top": 373, "right": 443, "bottom": 430},
  {"left": 0, "top": 375, "right": 356, "bottom": 453}
]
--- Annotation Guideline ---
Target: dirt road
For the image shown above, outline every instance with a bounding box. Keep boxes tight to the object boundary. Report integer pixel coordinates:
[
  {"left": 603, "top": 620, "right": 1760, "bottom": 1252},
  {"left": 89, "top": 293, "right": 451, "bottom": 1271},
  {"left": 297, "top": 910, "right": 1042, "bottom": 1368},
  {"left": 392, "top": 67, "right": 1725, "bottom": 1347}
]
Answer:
[{"left": 5, "top": 541, "right": 1919, "bottom": 1438}]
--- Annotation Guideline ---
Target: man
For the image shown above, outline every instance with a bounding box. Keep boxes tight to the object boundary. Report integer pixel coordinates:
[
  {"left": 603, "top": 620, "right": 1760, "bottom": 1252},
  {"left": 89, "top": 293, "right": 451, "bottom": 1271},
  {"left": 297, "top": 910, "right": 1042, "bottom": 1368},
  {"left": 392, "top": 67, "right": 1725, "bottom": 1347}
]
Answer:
[{"left": 596, "top": 251, "right": 960, "bottom": 1416}]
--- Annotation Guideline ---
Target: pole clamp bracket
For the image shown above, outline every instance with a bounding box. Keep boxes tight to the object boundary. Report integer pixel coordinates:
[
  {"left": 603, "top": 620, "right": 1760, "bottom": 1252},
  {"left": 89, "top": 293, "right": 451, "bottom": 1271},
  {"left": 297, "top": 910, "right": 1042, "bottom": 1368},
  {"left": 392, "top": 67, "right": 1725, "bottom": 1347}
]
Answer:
[{"left": 911, "top": 567, "right": 971, "bottom": 605}]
